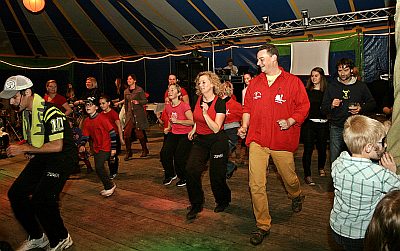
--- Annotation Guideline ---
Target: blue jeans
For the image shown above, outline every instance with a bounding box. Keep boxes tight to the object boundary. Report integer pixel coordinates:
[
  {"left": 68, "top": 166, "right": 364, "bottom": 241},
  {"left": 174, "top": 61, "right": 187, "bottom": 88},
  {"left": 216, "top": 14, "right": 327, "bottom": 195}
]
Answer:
[{"left": 329, "top": 124, "right": 346, "bottom": 163}]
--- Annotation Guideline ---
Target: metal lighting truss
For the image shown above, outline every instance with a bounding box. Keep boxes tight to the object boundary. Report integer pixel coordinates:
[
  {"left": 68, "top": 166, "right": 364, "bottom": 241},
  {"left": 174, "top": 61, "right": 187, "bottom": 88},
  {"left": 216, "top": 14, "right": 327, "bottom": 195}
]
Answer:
[{"left": 181, "top": 7, "right": 395, "bottom": 45}]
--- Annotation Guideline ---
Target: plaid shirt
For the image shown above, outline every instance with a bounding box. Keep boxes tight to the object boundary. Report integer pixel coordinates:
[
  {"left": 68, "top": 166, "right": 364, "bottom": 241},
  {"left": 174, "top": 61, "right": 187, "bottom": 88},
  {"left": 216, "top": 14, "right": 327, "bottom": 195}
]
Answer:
[{"left": 330, "top": 151, "right": 400, "bottom": 239}]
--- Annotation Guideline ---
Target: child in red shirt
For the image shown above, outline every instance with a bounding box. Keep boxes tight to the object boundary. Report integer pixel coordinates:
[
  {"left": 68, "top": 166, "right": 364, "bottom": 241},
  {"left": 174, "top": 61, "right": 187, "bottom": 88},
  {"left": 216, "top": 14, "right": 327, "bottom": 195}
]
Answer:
[
  {"left": 80, "top": 97, "right": 117, "bottom": 197},
  {"left": 99, "top": 95, "right": 125, "bottom": 179}
]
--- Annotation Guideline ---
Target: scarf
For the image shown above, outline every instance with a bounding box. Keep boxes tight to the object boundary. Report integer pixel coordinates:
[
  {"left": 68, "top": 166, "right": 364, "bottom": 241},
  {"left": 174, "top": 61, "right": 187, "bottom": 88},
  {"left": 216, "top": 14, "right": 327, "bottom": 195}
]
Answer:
[{"left": 23, "top": 93, "right": 46, "bottom": 148}]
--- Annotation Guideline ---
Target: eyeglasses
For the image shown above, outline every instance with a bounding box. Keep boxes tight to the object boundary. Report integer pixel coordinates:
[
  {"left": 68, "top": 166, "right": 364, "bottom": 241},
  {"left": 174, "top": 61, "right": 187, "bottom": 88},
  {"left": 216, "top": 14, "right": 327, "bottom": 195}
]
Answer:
[{"left": 377, "top": 136, "right": 387, "bottom": 148}]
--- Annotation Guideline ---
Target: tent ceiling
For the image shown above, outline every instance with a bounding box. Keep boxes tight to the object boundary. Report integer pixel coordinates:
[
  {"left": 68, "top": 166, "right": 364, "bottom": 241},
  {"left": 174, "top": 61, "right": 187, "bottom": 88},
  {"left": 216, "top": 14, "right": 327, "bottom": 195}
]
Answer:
[{"left": 0, "top": 0, "right": 394, "bottom": 60}]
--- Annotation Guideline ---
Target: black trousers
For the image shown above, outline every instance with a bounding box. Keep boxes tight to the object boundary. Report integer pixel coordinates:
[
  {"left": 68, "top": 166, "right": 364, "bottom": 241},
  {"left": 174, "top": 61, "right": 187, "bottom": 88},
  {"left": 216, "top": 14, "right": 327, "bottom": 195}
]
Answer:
[
  {"left": 108, "top": 136, "right": 121, "bottom": 176},
  {"left": 301, "top": 120, "right": 329, "bottom": 177},
  {"left": 161, "top": 133, "right": 192, "bottom": 180},
  {"left": 186, "top": 131, "right": 231, "bottom": 206},
  {"left": 8, "top": 155, "right": 73, "bottom": 247}
]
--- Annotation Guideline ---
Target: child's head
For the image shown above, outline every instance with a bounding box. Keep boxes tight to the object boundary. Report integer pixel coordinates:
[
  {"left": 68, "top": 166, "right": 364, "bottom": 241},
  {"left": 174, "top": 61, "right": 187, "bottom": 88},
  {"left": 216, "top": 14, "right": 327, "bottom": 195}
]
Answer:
[
  {"left": 364, "top": 189, "right": 400, "bottom": 251},
  {"left": 85, "top": 96, "right": 99, "bottom": 116},
  {"left": 167, "top": 84, "right": 181, "bottom": 101},
  {"left": 99, "top": 95, "right": 111, "bottom": 111},
  {"left": 343, "top": 115, "right": 386, "bottom": 159}
]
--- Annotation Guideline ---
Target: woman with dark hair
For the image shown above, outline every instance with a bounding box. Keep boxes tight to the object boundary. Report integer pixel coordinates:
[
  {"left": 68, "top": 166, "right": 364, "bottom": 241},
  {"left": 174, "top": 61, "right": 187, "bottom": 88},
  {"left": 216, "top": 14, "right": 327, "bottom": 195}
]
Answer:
[
  {"left": 123, "top": 74, "right": 149, "bottom": 160},
  {"left": 185, "top": 71, "right": 231, "bottom": 221},
  {"left": 301, "top": 67, "right": 329, "bottom": 185},
  {"left": 364, "top": 189, "right": 400, "bottom": 251}
]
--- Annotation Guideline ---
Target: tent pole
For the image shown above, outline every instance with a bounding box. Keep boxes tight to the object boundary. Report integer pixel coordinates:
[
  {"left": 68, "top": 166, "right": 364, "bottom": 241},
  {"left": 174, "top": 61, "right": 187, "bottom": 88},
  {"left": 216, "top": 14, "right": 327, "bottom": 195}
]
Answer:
[{"left": 211, "top": 41, "right": 215, "bottom": 72}]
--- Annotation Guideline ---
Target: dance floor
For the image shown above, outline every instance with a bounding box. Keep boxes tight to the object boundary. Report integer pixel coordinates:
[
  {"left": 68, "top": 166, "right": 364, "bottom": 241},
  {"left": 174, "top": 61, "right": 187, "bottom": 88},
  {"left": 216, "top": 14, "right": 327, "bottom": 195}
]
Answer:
[{"left": 0, "top": 126, "right": 342, "bottom": 251}]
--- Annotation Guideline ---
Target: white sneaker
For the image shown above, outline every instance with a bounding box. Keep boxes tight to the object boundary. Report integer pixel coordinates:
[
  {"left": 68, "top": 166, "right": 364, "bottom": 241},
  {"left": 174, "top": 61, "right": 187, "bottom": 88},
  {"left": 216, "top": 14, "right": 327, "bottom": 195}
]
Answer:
[
  {"left": 100, "top": 184, "right": 116, "bottom": 197},
  {"left": 47, "top": 233, "right": 73, "bottom": 251},
  {"left": 17, "top": 233, "right": 49, "bottom": 251}
]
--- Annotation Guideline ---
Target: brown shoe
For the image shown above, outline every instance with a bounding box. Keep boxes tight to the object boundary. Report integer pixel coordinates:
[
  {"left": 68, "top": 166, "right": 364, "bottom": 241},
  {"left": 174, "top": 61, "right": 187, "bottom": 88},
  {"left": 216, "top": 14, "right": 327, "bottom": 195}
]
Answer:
[
  {"left": 140, "top": 148, "right": 149, "bottom": 157},
  {"left": 304, "top": 176, "right": 315, "bottom": 186},
  {"left": 124, "top": 151, "right": 133, "bottom": 161},
  {"left": 250, "top": 228, "right": 270, "bottom": 246},
  {"left": 292, "top": 195, "right": 305, "bottom": 213}
]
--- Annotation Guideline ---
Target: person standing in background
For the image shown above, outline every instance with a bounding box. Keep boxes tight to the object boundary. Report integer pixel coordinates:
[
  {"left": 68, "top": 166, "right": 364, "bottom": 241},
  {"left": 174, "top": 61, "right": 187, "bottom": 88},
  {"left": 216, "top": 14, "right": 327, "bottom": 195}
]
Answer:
[
  {"left": 301, "top": 67, "right": 329, "bottom": 185},
  {"left": 321, "top": 58, "right": 376, "bottom": 163},
  {"left": 44, "top": 80, "right": 73, "bottom": 116},
  {"left": 224, "top": 58, "right": 238, "bottom": 76},
  {"left": 123, "top": 74, "right": 149, "bottom": 160}
]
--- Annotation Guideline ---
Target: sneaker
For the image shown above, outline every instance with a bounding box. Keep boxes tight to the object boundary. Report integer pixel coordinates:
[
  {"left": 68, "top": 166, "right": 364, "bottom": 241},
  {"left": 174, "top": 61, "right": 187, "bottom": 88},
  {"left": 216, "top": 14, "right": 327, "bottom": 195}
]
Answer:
[
  {"left": 304, "top": 176, "right": 315, "bottom": 186},
  {"left": 163, "top": 175, "right": 177, "bottom": 185},
  {"left": 47, "top": 233, "right": 73, "bottom": 251},
  {"left": 176, "top": 179, "right": 186, "bottom": 187},
  {"left": 110, "top": 173, "right": 117, "bottom": 180},
  {"left": 16, "top": 233, "right": 49, "bottom": 251},
  {"left": 100, "top": 184, "right": 116, "bottom": 197},
  {"left": 319, "top": 169, "right": 326, "bottom": 176},
  {"left": 292, "top": 195, "right": 305, "bottom": 213},
  {"left": 250, "top": 228, "right": 270, "bottom": 246}
]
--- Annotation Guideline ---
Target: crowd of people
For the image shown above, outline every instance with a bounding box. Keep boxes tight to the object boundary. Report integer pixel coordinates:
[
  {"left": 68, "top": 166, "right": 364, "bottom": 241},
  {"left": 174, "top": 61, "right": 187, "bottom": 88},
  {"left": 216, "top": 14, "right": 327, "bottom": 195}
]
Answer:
[{"left": 0, "top": 43, "right": 399, "bottom": 251}]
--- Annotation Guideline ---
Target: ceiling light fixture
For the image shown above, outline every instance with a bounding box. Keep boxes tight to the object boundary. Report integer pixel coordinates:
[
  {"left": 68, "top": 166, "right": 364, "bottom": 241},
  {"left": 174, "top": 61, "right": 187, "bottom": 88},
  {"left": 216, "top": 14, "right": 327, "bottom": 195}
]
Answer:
[{"left": 23, "top": 0, "right": 45, "bottom": 13}]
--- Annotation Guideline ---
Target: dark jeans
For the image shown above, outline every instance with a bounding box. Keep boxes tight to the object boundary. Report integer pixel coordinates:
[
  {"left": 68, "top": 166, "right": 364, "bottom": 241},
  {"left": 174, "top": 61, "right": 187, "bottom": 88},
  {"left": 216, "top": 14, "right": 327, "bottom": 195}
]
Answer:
[
  {"left": 186, "top": 131, "right": 231, "bottom": 206},
  {"left": 225, "top": 127, "right": 239, "bottom": 174},
  {"left": 329, "top": 124, "right": 347, "bottom": 163},
  {"left": 8, "top": 155, "right": 73, "bottom": 246},
  {"left": 94, "top": 151, "right": 113, "bottom": 190},
  {"left": 332, "top": 229, "right": 364, "bottom": 251},
  {"left": 301, "top": 120, "right": 328, "bottom": 177},
  {"left": 108, "top": 136, "right": 121, "bottom": 176},
  {"left": 161, "top": 133, "right": 192, "bottom": 180}
]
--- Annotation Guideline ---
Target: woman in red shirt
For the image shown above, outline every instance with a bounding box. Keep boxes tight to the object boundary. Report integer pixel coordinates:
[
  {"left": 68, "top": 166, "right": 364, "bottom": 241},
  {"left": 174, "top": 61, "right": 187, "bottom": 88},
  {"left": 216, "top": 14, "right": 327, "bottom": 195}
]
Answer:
[
  {"left": 161, "top": 84, "right": 194, "bottom": 187},
  {"left": 44, "top": 80, "right": 73, "bottom": 116},
  {"left": 185, "top": 71, "right": 231, "bottom": 221}
]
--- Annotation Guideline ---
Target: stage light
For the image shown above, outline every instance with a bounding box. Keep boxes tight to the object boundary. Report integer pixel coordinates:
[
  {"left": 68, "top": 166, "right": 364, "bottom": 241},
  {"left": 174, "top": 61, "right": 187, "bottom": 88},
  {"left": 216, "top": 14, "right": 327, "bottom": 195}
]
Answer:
[
  {"left": 23, "top": 0, "right": 45, "bottom": 13},
  {"left": 262, "top": 16, "right": 270, "bottom": 31},
  {"left": 301, "top": 10, "right": 309, "bottom": 26}
]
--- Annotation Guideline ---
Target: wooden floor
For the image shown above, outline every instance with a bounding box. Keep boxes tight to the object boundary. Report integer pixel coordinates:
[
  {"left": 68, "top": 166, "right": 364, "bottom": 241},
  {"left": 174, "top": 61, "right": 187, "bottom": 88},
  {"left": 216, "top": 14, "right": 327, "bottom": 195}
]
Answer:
[{"left": 0, "top": 126, "right": 343, "bottom": 251}]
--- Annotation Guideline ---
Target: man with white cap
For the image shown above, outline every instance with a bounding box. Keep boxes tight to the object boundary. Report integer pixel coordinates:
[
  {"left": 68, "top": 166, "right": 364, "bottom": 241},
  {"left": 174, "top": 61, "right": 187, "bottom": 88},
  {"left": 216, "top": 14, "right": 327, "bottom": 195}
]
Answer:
[{"left": 0, "top": 75, "right": 76, "bottom": 251}]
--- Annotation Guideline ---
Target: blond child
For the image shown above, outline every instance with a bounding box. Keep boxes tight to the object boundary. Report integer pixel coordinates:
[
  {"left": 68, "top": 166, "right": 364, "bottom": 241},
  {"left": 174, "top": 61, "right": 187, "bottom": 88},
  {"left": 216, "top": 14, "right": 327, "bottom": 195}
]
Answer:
[{"left": 330, "top": 115, "right": 400, "bottom": 251}]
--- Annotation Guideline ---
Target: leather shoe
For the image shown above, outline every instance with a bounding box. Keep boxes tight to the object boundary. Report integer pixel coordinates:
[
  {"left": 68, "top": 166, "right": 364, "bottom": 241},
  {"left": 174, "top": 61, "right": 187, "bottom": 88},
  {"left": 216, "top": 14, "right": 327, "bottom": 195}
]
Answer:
[
  {"left": 140, "top": 149, "right": 149, "bottom": 157},
  {"left": 186, "top": 205, "right": 203, "bottom": 220},
  {"left": 250, "top": 228, "right": 270, "bottom": 246},
  {"left": 214, "top": 203, "right": 229, "bottom": 213}
]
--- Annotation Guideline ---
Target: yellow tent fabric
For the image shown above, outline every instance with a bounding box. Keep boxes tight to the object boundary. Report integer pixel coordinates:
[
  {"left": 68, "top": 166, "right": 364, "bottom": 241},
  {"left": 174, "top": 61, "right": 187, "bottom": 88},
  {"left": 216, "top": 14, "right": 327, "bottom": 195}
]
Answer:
[{"left": 387, "top": 2, "right": 400, "bottom": 174}]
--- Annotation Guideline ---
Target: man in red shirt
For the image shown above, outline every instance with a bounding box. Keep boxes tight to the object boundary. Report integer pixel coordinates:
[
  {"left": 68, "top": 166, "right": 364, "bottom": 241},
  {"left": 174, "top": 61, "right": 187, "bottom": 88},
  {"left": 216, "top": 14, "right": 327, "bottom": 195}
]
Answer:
[{"left": 238, "top": 44, "right": 310, "bottom": 246}]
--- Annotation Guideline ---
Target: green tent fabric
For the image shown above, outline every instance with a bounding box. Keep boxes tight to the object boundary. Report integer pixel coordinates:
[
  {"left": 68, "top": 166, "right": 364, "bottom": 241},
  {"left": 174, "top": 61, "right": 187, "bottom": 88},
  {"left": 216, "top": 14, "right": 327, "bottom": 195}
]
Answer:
[{"left": 387, "top": 2, "right": 400, "bottom": 174}]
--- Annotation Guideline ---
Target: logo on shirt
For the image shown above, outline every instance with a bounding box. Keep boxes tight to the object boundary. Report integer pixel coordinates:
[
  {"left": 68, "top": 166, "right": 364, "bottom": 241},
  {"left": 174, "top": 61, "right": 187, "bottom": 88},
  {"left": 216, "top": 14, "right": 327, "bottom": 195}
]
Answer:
[
  {"left": 226, "top": 109, "right": 230, "bottom": 116},
  {"left": 342, "top": 90, "right": 350, "bottom": 99},
  {"left": 274, "top": 94, "right": 286, "bottom": 104},
  {"left": 253, "top": 91, "right": 262, "bottom": 100}
]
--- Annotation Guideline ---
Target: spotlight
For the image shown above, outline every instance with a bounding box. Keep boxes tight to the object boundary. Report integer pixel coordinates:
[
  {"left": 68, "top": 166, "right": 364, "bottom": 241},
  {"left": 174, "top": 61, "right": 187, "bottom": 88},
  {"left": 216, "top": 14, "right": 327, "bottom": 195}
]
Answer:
[
  {"left": 301, "top": 10, "right": 309, "bottom": 26},
  {"left": 262, "top": 16, "right": 270, "bottom": 31}
]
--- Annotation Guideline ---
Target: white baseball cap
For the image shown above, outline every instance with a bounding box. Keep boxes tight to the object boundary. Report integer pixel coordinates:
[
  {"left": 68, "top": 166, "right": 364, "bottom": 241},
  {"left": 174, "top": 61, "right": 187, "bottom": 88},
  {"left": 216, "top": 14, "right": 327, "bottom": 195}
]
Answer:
[{"left": 0, "top": 75, "right": 33, "bottom": 99}]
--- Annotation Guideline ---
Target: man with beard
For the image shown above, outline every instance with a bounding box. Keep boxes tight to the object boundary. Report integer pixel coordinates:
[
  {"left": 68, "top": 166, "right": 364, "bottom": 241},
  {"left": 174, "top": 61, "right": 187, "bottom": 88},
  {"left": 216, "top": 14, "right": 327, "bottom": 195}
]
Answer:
[{"left": 321, "top": 58, "right": 376, "bottom": 163}]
